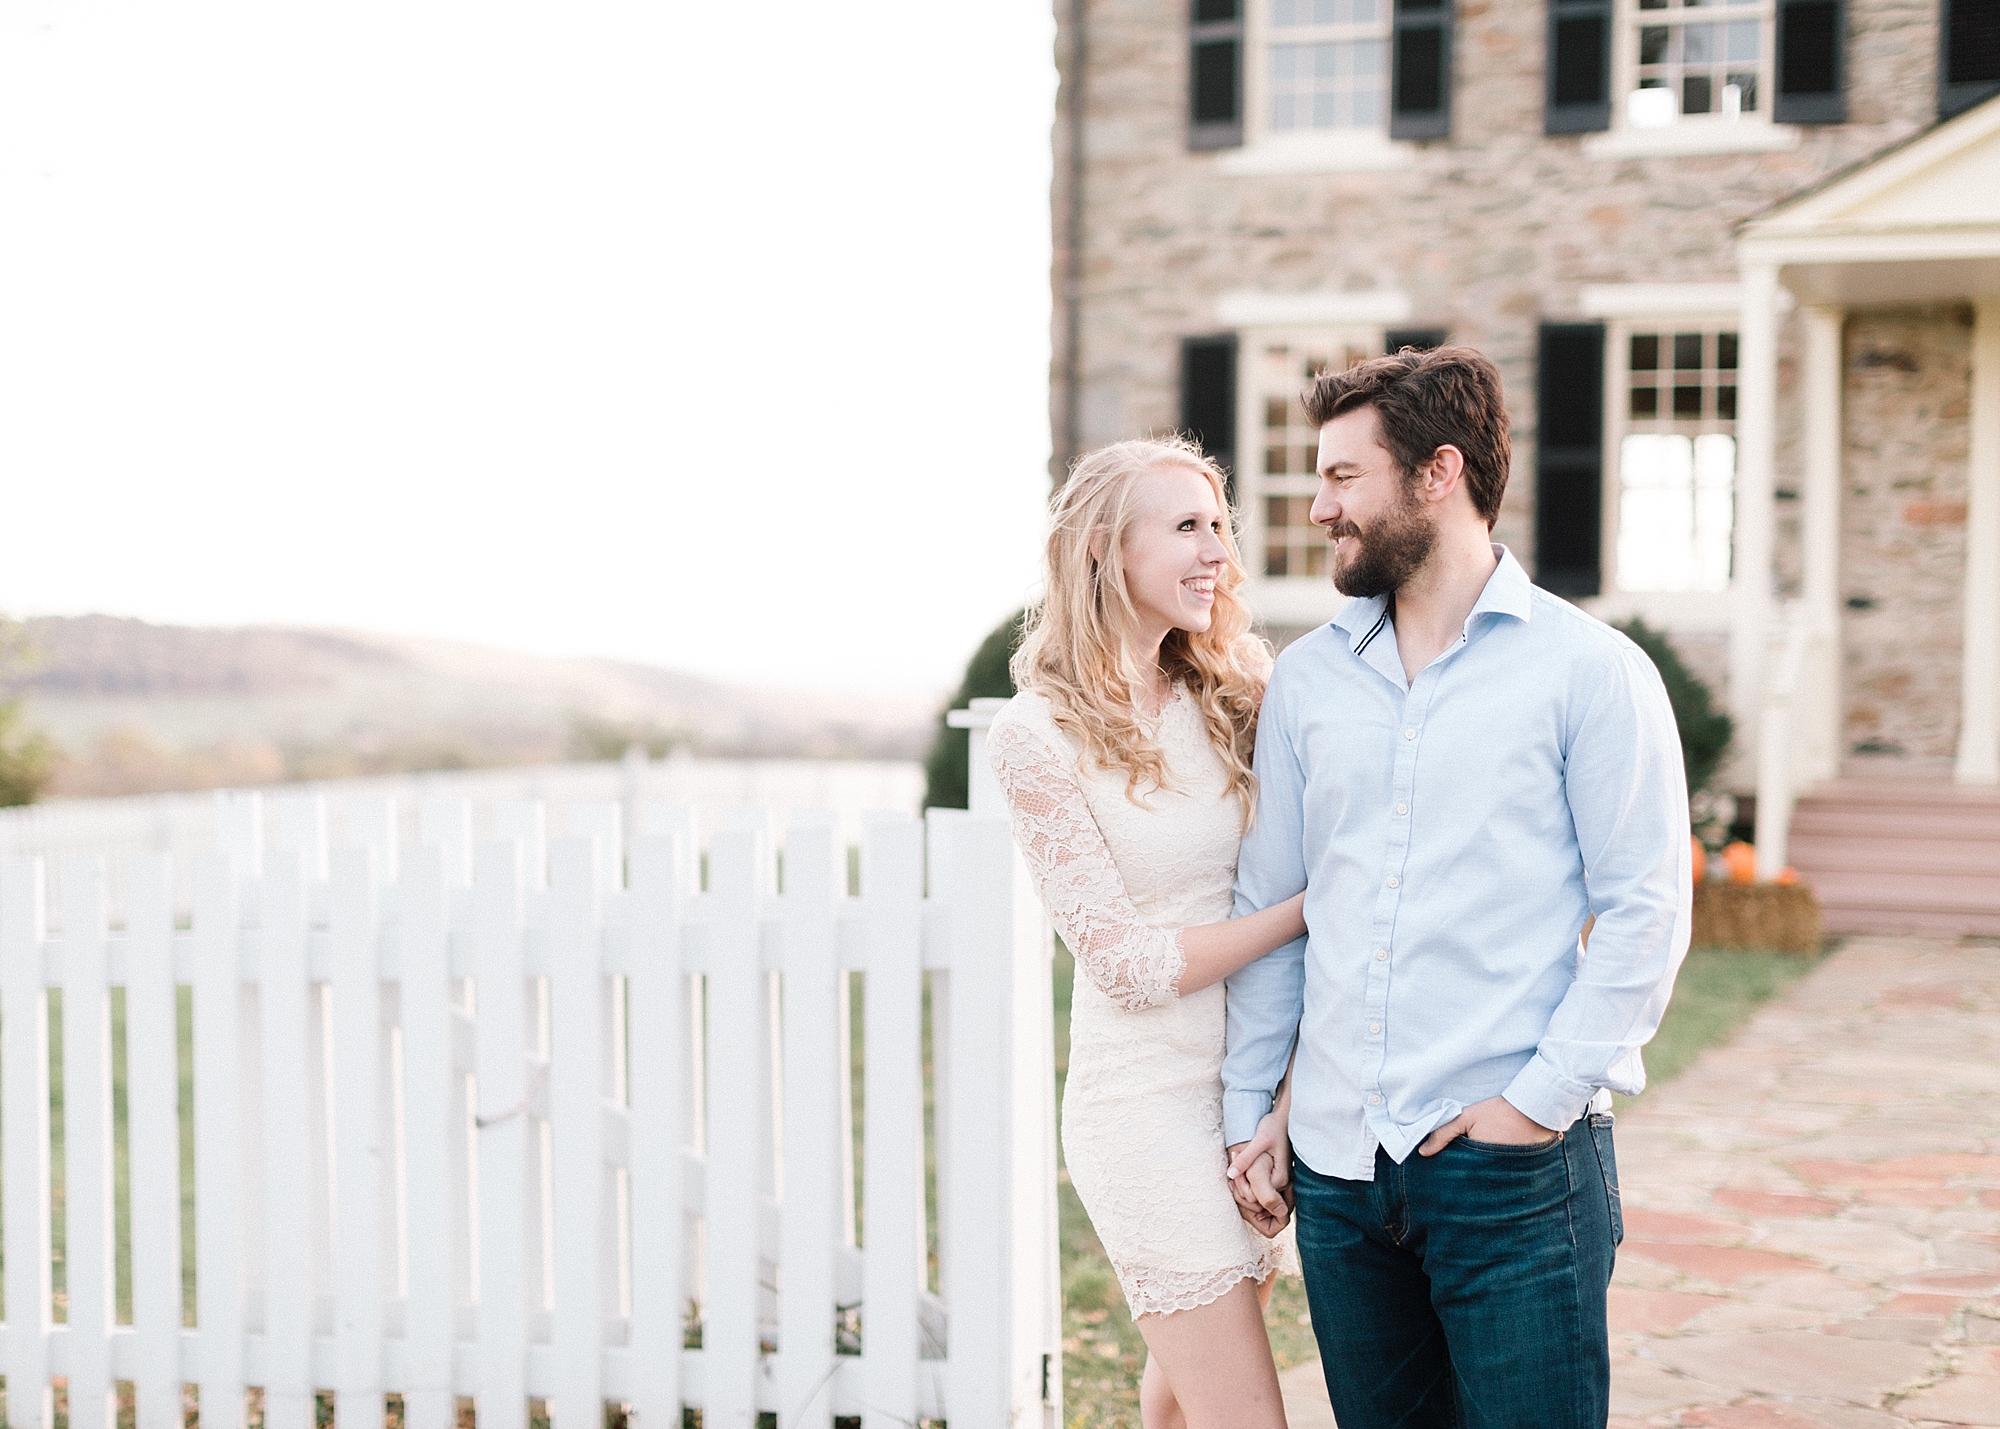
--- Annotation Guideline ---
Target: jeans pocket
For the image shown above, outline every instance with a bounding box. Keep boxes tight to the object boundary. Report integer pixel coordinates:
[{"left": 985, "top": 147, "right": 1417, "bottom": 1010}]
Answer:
[
  {"left": 1458, "top": 1132, "right": 1565, "bottom": 1156},
  {"left": 1589, "top": 1112, "right": 1623, "bottom": 1246}
]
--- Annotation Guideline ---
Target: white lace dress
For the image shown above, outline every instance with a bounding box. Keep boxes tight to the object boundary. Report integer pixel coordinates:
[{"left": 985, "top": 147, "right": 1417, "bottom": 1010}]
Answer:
[{"left": 989, "top": 686, "right": 1293, "bottom": 1318}]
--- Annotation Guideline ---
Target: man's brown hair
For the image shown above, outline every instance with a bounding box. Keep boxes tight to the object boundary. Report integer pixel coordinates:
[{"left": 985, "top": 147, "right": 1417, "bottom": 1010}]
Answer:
[{"left": 1302, "top": 345, "right": 1512, "bottom": 527}]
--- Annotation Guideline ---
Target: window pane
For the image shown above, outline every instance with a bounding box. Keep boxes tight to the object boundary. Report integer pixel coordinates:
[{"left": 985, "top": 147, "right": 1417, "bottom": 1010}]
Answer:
[
  {"left": 1640, "top": 26, "right": 1671, "bottom": 64},
  {"left": 1266, "top": 397, "right": 1291, "bottom": 428},
  {"left": 1272, "top": 38, "right": 1386, "bottom": 130},
  {"left": 1618, "top": 434, "right": 1697, "bottom": 591},
  {"left": 1683, "top": 73, "right": 1713, "bottom": 114},
  {"left": 1267, "top": 445, "right": 1290, "bottom": 474},
  {"left": 1724, "top": 19, "right": 1759, "bottom": 61},
  {"left": 1682, "top": 22, "right": 1717, "bottom": 64},
  {"left": 1616, "top": 329, "right": 1738, "bottom": 593},
  {"left": 1728, "top": 71, "right": 1759, "bottom": 110}
]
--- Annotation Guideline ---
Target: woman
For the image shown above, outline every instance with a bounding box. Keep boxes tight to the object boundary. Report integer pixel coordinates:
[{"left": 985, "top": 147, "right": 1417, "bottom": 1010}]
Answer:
[{"left": 989, "top": 437, "right": 1306, "bottom": 1429}]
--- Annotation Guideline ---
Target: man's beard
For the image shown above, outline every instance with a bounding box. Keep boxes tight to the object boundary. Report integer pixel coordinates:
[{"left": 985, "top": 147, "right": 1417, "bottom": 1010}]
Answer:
[{"left": 1329, "top": 484, "right": 1437, "bottom": 598}]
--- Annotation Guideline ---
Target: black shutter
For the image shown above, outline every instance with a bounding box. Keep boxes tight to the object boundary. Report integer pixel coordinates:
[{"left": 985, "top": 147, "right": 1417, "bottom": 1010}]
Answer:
[
  {"left": 1181, "top": 335, "right": 1239, "bottom": 502},
  {"left": 1385, "top": 328, "right": 1449, "bottom": 354},
  {"left": 1190, "top": 0, "right": 1244, "bottom": 150},
  {"left": 1534, "top": 324, "right": 1605, "bottom": 599},
  {"left": 1941, "top": 0, "right": 2000, "bottom": 120},
  {"left": 1389, "top": 0, "right": 1453, "bottom": 141},
  {"left": 1546, "top": 0, "right": 1613, "bottom": 134},
  {"left": 1775, "top": 0, "right": 1846, "bottom": 124}
]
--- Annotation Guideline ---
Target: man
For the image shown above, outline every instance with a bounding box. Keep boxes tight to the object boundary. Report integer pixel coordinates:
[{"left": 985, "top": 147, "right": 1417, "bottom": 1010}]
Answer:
[{"left": 1222, "top": 346, "right": 1690, "bottom": 1428}]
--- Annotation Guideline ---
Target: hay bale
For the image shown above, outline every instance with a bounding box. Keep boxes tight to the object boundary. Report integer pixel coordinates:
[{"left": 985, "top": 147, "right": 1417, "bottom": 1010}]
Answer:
[{"left": 1691, "top": 882, "right": 1822, "bottom": 954}]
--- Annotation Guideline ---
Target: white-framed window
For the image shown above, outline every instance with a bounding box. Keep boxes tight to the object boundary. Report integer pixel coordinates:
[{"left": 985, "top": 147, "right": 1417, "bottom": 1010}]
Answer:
[
  {"left": 1220, "top": 0, "right": 1402, "bottom": 172},
  {"left": 1616, "top": 0, "right": 1773, "bottom": 130},
  {"left": 1239, "top": 329, "right": 1382, "bottom": 585},
  {"left": 1604, "top": 321, "right": 1739, "bottom": 594}
]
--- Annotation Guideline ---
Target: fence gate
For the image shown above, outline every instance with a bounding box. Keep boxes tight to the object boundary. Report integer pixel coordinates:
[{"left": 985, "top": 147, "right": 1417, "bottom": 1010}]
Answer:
[{"left": 0, "top": 785, "right": 1060, "bottom": 1429}]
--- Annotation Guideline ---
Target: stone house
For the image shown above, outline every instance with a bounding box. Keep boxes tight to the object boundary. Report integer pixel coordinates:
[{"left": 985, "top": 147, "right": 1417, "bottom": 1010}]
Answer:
[{"left": 1050, "top": 0, "right": 2000, "bottom": 931}]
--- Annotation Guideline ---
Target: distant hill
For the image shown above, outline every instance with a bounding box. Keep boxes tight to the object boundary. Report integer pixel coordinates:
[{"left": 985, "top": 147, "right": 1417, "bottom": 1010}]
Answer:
[{"left": 3, "top": 615, "right": 933, "bottom": 797}]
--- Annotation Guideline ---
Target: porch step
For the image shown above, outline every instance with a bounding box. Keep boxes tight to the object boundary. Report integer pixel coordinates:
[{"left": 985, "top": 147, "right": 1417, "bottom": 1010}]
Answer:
[{"left": 1787, "top": 780, "right": 2000, "bottom": 936}]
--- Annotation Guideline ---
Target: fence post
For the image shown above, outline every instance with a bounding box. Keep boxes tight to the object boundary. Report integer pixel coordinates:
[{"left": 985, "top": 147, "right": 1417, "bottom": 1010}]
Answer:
[
  {"left": 474, "top": 839, "right": 531, "bottom": 1429},
  {"left": 261, "top": 851, "right": 317, "bottom": 1429},
  {"left": 123, "top": 853, "right": 184, "bottom": 1429},
  {"left": 936, "top": 702, "right": 1061, "bottom": 1429},
  {"left": 1, "top": 858, "right": 53, "bottom": 1429},
  {"left": 548, "top": 835, "right": 606, "bottom": 1429},
  {"left": 59, "top": 859, "right": 118, "bottom": 1429},
  {"left": 330, "top": 847, "right": 385, "bottom": 1427},
  {"left": 192, "top": 845, "right": 249, "bottom": 1429},
  {"left": 395, "top": 842, "right": 458, "bottom": 1429},
  {"left": 777, "top": 818, "right": 843, "bottom": 1427},
  {"left": 625, "top": 826, "right": 689, "bottom": 1429},
  {"left": 860, "top": 819, "right": 926, "bottom": 1429},
  {"left": 702, "top": 825, "right": 773, "bottom": 1426}
]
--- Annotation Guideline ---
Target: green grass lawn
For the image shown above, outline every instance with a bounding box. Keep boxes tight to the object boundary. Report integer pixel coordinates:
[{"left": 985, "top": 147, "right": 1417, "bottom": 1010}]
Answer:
[{"left": 1054, "top": 942, "right": 1824, "bottom": 1429}]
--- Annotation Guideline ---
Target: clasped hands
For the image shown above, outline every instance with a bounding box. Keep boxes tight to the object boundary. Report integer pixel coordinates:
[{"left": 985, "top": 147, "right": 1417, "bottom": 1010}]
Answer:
[
  {"left": 1224, "top": 1110, "right": 1293, "bottom": 1237},
  {"left": 1225, "top": 1095, "right": 1558, "bottom": 1237}
]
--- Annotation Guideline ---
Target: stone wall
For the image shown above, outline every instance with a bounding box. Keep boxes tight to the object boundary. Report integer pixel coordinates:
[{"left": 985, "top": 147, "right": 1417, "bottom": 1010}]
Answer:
[{"left": 1839, "top": 307, "right": 1972, "bottom": 774}]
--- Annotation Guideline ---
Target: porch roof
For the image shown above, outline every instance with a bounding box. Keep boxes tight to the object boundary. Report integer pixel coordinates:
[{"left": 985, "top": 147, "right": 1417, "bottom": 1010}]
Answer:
[{"left": 1739, "top": 97, "right": 2000, "bottom": 304}]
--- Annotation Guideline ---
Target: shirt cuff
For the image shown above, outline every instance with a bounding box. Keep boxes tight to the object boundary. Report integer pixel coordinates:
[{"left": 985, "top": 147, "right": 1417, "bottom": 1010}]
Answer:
[
  {"left": 1502, "top": 1053, "right": 1599, "bottom": 1133},
  {"left": 1223, "top": 1088, "right": 1275, "bottom": 1147}
]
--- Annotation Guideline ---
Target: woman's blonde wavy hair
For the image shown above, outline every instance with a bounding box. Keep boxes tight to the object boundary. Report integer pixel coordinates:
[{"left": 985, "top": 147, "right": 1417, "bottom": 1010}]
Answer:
[{"left": 1011, "top": 436, "right": 1271, "bottom": 822}]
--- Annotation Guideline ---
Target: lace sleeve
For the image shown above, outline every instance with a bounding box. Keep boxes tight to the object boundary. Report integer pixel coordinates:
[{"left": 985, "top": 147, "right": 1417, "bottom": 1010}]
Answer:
[{"left": 988, "top": 716, "right": 1185, "bottom": 1011}]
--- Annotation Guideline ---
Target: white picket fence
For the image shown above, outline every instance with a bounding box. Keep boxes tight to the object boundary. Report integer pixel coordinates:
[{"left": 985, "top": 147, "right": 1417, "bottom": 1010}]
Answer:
[
  {"left": 0, "top": 777, "right": 1059, "bottom": 1428},
  {"left": 0, "top": 751, "right": 925, "bottom": 923}
]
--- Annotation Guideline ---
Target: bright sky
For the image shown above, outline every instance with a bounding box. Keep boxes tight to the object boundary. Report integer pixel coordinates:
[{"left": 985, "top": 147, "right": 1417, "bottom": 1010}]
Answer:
[{"left": 0, "top": 3, "right": 1055, "bottom": 699}]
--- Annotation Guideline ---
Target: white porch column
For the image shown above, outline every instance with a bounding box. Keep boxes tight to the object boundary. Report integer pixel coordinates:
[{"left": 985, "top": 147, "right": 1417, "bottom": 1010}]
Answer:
[
  {"left": 1729, "top": 263, "right": 1782, "bottom": 779},
  {"left": 1798, "top": 303, "right": 1845, "bottom": 784},
  {"left": 1956, "top": 298, "right": 2000, "bottom": 784}
]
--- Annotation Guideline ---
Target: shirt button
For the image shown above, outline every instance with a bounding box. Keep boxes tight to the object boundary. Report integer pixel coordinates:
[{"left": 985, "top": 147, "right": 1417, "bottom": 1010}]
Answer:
[
  {"left": 1387, "top": 876, "right": 1400, "bottom": 888},
  {"left": 1404, "top": 728, "right": 1415, "bottom": 739},
  {"left": 1368, "top": 1093, "right": 1384, "bottom": 1106},
  {"left": 1396, "top": 803, "right": 1408, "bottom": 815},
  {"left": 1369, "top": 1022, "right": 1381, "bottom": 1034},
  {"left": 1375, "top": 949, "right": 1388, "bottom": 961}
]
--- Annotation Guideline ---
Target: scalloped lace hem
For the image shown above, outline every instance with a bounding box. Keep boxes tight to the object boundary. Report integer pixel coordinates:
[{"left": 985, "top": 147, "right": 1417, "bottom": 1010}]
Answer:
[{"left": 1121, "top": 1247, "right": 1285, "bottom": 1320}]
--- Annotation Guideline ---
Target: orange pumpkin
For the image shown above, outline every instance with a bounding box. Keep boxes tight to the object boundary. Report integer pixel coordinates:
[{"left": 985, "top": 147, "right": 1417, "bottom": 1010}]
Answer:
[
  {"left": 1774, "top": 866, "right": 1799, "bottom": 886},
  {"left": 1690, "top": 836, "right": 1708, "bottom": 883},
  {"left": 1722, "top": 841, "right": 1757, "bottom": 885}
]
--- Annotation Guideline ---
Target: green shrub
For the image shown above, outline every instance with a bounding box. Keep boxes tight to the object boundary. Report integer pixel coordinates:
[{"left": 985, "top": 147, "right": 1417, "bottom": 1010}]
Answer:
[
  {"left": 922, "top": 610, "right": 1025, "bottom": 810},
  {"left": 1615, "top": 617, "right": 1733, "bottom": 798},
  {"left": 0, "top": 621, "right": 52, "bottom": 806}
]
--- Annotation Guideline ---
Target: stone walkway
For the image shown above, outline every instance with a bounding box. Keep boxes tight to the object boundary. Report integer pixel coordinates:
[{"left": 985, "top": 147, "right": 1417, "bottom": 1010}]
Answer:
[{"left": 1277, "top": 936, "right": 2000, "bottom": 1428}]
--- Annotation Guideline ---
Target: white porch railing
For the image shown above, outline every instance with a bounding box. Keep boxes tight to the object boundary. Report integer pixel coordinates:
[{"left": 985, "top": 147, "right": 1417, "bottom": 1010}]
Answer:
[
  {"left": 1753, "top": 601, "right": 1839, "bottom": 877},
  {"left": 0, "top": 782, "right": 1060, "bottom": 1429}
]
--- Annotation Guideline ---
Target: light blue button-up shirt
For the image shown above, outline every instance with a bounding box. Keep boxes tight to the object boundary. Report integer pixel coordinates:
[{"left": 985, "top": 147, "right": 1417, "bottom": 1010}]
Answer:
[{"left": 1222, "top": 547, "right": 1692, "bottom": 1180}]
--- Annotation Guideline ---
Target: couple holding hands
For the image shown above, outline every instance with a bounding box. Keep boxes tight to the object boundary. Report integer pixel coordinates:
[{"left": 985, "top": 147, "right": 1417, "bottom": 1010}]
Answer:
[{"left": 990, "top": 346, "right": 1691, "bottom": 1428}]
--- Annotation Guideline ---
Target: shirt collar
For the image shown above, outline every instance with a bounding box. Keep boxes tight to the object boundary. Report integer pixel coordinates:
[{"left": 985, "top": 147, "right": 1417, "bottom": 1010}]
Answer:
[
  {"left": 1469, "top": 545, "right": 1534, "bottom": 630},
  {"left": 1327, "top": 544, "right": 1530, "bottom": 651}
]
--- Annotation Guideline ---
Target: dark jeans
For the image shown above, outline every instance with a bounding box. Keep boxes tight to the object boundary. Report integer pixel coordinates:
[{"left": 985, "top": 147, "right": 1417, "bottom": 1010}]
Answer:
[{"left": 1292, "top": 1113, "right": 1623, "bottom": 1429}]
